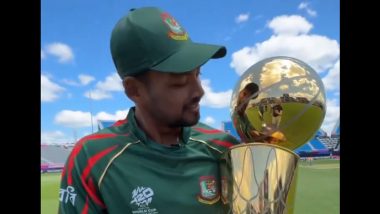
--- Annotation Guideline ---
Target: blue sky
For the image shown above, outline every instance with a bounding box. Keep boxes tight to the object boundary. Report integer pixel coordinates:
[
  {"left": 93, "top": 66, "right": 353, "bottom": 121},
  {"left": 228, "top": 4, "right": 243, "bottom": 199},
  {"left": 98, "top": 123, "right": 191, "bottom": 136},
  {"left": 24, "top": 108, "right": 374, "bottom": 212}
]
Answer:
[{"left": 41, "top": 0, "right": 340, "bottom": 144}]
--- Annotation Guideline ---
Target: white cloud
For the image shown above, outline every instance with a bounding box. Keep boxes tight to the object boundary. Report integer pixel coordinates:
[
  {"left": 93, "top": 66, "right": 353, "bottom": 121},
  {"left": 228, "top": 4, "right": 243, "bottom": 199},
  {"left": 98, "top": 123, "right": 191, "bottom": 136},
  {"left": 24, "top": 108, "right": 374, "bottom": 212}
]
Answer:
[
  {"left": 54, "top": 109, "right": 129, "bottom": 128},
  {"left": 96, "top": 73, "right": 123, "bottom": 91},
  {"left": 55, "top": 110, "right": 93, "bottom": 128},
  {"left": 322, "top": 60, "right": 340, "bottom": 91},
  {"left": 79, "top": 74, "right": 95, "bottom": 85},
  {"left": 268, "top": 15, "right": 313, "bottom": 35},
  {"left": 298, "top": 2, "right": 308, "bottom": 9},
  {"left": 298, "top": 2, "right": 317, "bottom": 17},
  {"left": 41, "top": 131, "right": 72, "bottom": 144},
  {"left": 321, "top": 98, "right": 340, "bottom": 134},
  {"left": 84, "top": 89, "right": 112, "bottom": 100},
  {"left": 200, "top": 79, "right": 233, "bottom": 108},
  {"left": 41, "top": 74, "right": 65, "bottom": 102},
  {"left": 204, "top": 116, "right": 216, "bottom": 126},
  {"left": 85, "top": 73, "right": 123, "bottom": 100},
  {"left": 45, "top": 42, "right": 74, "bottom": 63},
  {"left": 236, "top": 13, "right": 250, "bottom": 23},
  {"left": 230, "top": 15, "right": 339, "bottom": 75},
  {"left": 62, "top": 74, "right": 96, "bottom": 87},
  {"left": 95, "top": 109, "right": 129, "bottom": 121},
  {"left": 41, "top": 50, "right": 45, "bottom": 60},
  {"left": 62, "top": 79, "right": 80, "bottom": 86}
]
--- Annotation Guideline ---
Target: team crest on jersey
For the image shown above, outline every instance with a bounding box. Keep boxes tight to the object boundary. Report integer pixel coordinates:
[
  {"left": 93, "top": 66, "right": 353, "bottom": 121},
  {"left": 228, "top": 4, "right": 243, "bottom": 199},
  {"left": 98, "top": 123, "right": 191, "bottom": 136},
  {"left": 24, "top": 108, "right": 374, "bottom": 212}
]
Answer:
[
  {"left": 130, "top": 186, "right": 158, "bottom": 214},
  {"left": 197, "top": 176, "right": 220, "bottom": 204},
  {"left": 161, "top": 12, "right": 188, "bottom": 40}
]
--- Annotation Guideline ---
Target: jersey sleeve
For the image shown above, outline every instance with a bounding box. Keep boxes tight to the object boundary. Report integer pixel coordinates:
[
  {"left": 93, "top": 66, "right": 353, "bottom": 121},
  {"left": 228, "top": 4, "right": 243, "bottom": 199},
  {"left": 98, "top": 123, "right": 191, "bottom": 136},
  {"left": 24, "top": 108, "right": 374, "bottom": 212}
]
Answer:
[{"left": 58, "top": 137, "right": 106, "bottom": 214}]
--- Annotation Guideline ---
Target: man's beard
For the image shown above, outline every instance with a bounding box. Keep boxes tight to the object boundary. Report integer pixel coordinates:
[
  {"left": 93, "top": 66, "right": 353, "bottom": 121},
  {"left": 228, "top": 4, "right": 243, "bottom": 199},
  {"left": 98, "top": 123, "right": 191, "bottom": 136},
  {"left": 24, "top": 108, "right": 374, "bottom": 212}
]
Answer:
[
  {"left": 168, "top": 113, "right": 200, "bottom": 128},
  {"left": 168, "top": 98, "right": 201, "bottom": 127}
]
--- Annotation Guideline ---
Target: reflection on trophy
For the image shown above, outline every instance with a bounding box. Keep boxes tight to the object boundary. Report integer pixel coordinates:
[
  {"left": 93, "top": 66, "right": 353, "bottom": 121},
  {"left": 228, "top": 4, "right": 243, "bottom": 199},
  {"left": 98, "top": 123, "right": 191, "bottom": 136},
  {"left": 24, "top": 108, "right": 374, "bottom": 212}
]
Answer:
[{"left": 221, "top": 56, "right": 326, "bottom": 213}]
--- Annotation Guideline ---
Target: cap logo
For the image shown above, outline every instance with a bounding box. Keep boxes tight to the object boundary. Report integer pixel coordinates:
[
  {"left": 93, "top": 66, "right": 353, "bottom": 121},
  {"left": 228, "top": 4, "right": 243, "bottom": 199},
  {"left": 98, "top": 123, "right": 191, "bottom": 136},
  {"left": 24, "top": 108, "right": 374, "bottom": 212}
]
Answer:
[{"left": 161, "top": 12, "right": 188, "bottom": 41}]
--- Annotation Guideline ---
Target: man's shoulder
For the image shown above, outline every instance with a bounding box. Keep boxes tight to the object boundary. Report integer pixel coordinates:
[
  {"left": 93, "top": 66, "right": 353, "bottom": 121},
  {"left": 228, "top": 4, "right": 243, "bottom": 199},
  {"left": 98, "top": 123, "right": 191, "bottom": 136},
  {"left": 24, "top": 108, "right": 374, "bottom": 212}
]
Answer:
[
  {"left": 73, "top": 122, "right": 137, "bottom": 154},
  {"left": 64, "top": 125, "right": 138, "bottom": 174},
  {"left": 190, "top": 122, "right": 241, "bottom": 152}
]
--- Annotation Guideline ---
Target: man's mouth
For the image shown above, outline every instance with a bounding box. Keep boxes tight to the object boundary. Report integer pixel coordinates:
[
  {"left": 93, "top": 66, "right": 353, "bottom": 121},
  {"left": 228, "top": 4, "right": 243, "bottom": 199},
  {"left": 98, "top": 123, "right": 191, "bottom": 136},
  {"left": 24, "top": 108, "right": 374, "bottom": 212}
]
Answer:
[{"left": 187, "top": 103, "right": 200, "bottom": 112}]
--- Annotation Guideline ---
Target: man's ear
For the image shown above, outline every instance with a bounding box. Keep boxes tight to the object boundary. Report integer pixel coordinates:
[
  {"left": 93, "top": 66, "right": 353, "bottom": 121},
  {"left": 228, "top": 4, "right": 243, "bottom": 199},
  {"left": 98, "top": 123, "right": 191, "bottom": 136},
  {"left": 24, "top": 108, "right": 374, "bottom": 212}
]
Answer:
[{"left": 123, "top": 76, "right": 143, "bottom": 102}]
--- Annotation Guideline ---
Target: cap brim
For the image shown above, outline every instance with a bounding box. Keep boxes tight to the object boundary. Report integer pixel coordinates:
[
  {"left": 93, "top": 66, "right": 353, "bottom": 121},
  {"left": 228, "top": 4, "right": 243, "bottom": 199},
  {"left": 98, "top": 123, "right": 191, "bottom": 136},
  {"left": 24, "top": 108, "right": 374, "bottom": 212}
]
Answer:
[{"left": 151, "top": 42, "right": 226, "bottom": 73}]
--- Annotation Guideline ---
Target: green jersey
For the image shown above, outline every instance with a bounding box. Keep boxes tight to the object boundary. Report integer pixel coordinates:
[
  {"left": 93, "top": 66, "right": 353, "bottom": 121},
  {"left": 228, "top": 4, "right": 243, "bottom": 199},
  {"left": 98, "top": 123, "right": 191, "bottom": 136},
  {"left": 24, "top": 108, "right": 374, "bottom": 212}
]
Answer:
[{"left": 58, "top": 107, "right": 240, "bottom": 214}]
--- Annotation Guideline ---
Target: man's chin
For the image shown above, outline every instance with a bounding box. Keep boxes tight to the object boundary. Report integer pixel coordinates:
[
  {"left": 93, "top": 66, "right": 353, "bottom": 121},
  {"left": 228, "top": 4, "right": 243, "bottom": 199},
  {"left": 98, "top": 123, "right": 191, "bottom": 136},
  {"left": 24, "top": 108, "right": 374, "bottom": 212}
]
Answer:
[
  {"left": 181, "top": 118, "right": 199, "bottom": 127},
  {"left": 185, "top": 119, "right": 199, "bottom": 127},
  {"left": 170, "top": 117, "right": 200, "bottom": 128}
]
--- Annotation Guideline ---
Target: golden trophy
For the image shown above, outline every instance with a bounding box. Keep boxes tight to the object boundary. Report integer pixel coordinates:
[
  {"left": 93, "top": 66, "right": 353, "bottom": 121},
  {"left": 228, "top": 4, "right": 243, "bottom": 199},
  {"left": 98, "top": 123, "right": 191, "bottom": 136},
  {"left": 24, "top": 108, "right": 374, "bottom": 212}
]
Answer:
[{"left": 221, "top": 56, "right": 326, "bottom": 213}]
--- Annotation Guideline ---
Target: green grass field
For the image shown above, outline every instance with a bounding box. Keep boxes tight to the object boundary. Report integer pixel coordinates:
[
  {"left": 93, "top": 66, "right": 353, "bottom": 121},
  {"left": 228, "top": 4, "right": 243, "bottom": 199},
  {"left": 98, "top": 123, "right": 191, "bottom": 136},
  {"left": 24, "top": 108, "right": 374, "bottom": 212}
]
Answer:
[
  {"left": 41, "top": 172, "right": 61, "bottom": 214},
  {"left": 294, "top": 159, "right": 340, "bottom": 214},
  {"left": 246, "top": 103, "right": 324, "bottom": 150},
  {"left": 41, "top": 159, "right": 339, "bottom": 213}
]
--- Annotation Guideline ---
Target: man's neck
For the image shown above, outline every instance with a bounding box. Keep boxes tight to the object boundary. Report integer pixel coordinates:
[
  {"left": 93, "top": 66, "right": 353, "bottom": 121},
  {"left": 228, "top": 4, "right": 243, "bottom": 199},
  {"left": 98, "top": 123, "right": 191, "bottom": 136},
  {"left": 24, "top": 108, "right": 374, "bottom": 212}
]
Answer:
[{"left": 134, "top": 108, "right": 181, "bottom": 146}]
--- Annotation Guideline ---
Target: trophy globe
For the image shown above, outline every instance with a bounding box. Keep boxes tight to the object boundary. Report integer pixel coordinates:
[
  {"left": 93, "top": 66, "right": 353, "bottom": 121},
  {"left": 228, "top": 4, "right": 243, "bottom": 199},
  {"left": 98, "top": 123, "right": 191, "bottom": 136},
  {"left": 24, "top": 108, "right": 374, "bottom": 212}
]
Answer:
[{"left": 230, "top": 56, "right": 326, "bottom": 150}]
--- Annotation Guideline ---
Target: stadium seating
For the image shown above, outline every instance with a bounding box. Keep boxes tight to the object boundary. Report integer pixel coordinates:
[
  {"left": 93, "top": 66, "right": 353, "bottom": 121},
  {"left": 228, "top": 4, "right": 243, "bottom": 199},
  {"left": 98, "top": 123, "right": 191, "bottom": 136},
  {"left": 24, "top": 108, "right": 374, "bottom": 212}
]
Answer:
[{"left": 41, "top": 144, "right": 73, "bottom": 172}]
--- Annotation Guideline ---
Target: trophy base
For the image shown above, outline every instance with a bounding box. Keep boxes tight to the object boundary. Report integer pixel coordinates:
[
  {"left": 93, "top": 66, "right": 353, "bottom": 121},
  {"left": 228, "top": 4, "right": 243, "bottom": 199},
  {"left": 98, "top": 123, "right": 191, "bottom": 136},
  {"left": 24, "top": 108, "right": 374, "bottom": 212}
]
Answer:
[{"left": 221, "top": 143, "right": 299, "bottom": 214}]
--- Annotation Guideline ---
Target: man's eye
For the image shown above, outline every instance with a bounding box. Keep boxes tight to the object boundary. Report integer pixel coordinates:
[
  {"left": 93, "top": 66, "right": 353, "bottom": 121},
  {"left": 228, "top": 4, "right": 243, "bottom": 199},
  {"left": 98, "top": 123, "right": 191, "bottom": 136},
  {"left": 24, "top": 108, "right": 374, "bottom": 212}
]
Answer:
[
  {"left": 171, "top": 81, "right": 187, "bottom": 87},
  {"left": 172, "top": 83, "right": 184, "bottom": 87}
]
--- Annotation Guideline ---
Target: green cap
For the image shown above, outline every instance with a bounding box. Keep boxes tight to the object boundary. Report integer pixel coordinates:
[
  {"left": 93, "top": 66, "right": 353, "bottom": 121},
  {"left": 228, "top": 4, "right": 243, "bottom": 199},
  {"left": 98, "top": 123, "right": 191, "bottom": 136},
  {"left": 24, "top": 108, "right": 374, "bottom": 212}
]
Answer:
[{"left": 110, "top": 7, "right": 226, "bottom": 78}]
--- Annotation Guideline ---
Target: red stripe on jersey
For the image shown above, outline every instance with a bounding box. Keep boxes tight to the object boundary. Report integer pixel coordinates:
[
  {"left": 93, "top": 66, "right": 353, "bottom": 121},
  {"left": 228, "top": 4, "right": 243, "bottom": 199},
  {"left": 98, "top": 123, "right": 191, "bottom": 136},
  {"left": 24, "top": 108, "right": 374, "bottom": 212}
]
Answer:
[
  {"left": 81, "top": 196, "right": 89, "bottom": 214},
  {"left": 193, "top": 127, "right": 223, "bottom": 134},
  {"left": 81, "top": 145, "right": 118, "bottom": 180},
  {"left": 79, "top": 144, "right": 118, "bottom": 209},
  {"left": 88, "top": 177, "right": 97, "bottom": 200},
  {"left": 79, "top": 176, "right": 106, "bottom": 208},
  {"left": 67, "top": 133, "right": 118, "bottom": 185},
  {"left": 84, "top": 177, "right": 106, "bottom": 209},
  {"left": 112, "top": 119, "right": 128, "bottom": 127},
  {"left": 210, "top": 139, "right": 234, "bottom": 148}
]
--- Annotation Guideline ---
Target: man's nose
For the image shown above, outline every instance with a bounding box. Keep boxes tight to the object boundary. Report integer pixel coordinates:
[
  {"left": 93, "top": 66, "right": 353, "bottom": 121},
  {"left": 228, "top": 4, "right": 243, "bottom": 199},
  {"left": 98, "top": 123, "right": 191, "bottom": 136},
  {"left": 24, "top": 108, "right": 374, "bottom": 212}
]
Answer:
[{"left": 193, "top": 78, "right": 204, "bottom": 99}]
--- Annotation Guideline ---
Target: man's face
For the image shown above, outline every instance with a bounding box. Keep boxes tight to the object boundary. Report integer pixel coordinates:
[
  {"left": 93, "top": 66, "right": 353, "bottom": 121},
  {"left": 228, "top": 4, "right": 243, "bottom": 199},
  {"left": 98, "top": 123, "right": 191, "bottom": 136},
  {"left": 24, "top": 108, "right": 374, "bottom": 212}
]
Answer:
[
  {"left": 138, "top": 68, "right": 204, "bottom": 127},
  {"left": 237, "top": 88, "right": 251, "bottom": 106}
]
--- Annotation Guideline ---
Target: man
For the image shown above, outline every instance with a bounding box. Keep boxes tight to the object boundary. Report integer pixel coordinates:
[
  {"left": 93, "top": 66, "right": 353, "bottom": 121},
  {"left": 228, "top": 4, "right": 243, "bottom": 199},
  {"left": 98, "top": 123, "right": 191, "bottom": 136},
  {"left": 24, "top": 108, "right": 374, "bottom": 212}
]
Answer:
[
  {"left": 232, "top": 83, "right": 286, "bottom": 144},
  {"left": 258, "top": 102, "right": 265, "bottom": 123},
  {"left": 232, "top": 82, "right": 264, "bottom": 142},
  {"left": 58, "top": 7, "right": 240, "bottom": 214},
  {"left": 271, "top": 101, "right": 283, "bottom": 128}
]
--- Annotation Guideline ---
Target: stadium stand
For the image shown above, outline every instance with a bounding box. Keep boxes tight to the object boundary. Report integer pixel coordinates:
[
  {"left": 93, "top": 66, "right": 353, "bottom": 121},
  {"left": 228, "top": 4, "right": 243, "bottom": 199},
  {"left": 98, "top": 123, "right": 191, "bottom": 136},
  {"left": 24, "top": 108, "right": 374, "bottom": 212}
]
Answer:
[
  {"left": 221, "top": 121, "right": 240, "bottom": 140},
  {"left": 296, "top": 143, "right": 313, "bottom": 151},
  {"left": 309, "top": 138, "right": 326, "bottom": 150},
  {"left": 41, "top": 144, "right": 73, "bottom": 173},
  {"left": 40, "top": 120, "right": 118, "bottom": 173},
  {"left": 330, "top": 118, "right": 340, "bottom": 154}
]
